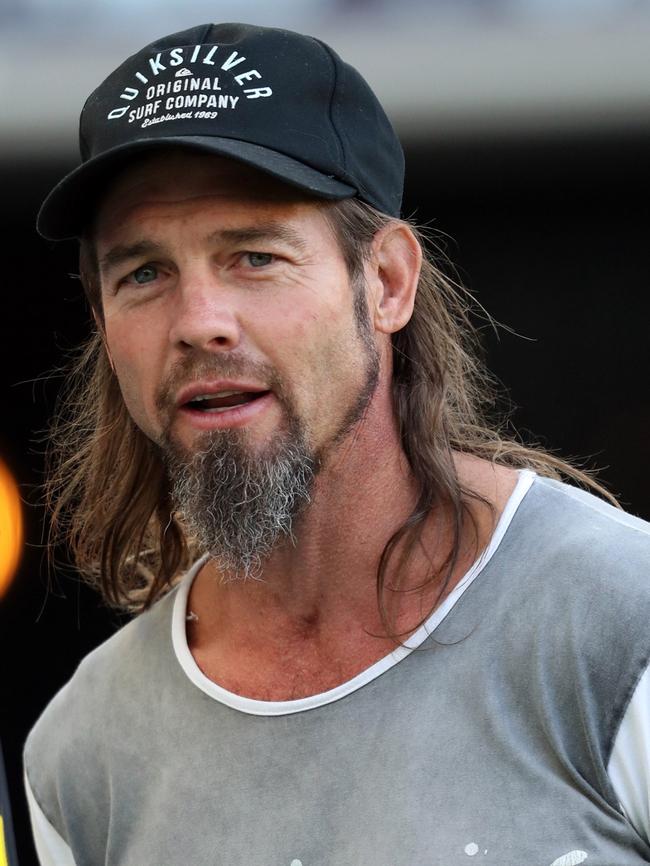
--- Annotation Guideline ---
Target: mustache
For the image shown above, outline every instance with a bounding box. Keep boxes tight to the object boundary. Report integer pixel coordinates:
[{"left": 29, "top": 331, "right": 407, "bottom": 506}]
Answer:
[{"left": 154, "top": 353, "right": 288, "bottom": 418}]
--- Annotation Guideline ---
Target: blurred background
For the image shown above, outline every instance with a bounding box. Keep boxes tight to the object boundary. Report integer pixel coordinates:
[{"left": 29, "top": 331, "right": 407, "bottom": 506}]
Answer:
[{"left": 2, "top": 1, "right": 650, "bottom": 863}]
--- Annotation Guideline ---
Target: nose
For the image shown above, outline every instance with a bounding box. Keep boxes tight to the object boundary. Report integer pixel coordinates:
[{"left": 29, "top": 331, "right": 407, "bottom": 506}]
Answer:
[{"left": 168, "top": 266, "right": 242, "bottom": 353}]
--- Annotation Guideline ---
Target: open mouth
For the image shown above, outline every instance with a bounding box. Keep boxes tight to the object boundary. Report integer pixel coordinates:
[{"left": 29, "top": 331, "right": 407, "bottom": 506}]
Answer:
[{"left": 183, "top": 390, "right": 270, "bottom": 414}]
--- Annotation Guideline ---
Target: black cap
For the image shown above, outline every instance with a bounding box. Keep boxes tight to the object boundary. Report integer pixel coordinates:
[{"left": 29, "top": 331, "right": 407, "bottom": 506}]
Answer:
[{"left": 37, "top": 22, "right": 405, "bottom": 240}]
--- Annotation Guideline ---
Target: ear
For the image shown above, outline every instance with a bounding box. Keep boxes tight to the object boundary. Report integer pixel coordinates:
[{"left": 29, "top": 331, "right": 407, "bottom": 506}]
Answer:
[
  {"left": 366, "top": 222, "right": 422, "bottom": 335},
  {"left": 92, "top": 308, "right": 116, "bottom": 373}
]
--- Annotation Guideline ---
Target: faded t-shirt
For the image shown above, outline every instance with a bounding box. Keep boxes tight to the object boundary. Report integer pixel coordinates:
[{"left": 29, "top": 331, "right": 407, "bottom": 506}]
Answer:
[{"left": 24, "top": 474, "right": 650, "bottom": 865}]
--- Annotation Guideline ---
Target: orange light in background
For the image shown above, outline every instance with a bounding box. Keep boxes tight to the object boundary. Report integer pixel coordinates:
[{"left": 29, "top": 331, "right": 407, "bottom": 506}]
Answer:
[{"left": 0, "top": 459, "right": 23, "bottom": 599}]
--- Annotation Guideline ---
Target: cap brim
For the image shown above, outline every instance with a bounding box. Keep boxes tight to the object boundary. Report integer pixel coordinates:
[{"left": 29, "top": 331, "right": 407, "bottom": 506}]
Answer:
[{"left": 37, "top": 136, "right": 357, "bottom": 240}]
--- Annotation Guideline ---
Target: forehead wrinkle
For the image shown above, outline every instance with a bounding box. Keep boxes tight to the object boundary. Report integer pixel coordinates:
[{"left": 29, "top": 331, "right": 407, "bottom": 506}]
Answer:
[{"left": 207, "top": 223, "right": 309, "bottom": 251}]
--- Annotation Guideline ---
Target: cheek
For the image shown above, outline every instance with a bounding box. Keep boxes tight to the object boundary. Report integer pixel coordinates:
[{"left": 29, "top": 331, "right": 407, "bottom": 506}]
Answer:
[
  {"left": 105, "top": 320, "right": 143, "bottom": 384},
  {"left": 104, "top": 319, "right": 162, "bottom": 439},
  {"left": 277, "top": 305, "right": 339, "bottom": 370},
  {"left": 280, "top": 303, "right": 369, "bottom": 408}
]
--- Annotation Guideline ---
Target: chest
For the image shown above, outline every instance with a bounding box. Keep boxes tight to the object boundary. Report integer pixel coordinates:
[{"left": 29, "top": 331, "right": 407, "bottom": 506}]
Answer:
[
  {"left": 190, "top": 630, "right": 401, "bottom": 701},
  {"left": 60, "top": 643, "right": 649, "bottom": 866},
  {"left": 80, "top": 704, "right": 645, "bottom": 866}
]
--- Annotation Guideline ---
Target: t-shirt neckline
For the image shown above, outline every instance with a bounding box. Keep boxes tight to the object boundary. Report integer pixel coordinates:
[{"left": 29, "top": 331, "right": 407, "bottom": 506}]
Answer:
[{"left": 171, "top": 469, "right": 537, "bottom": 716}]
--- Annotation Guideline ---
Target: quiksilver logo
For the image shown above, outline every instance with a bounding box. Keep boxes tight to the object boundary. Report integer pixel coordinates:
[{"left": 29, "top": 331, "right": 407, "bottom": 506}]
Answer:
[{"left": 107, "top": 44, "right": 273, "bottom": 122}]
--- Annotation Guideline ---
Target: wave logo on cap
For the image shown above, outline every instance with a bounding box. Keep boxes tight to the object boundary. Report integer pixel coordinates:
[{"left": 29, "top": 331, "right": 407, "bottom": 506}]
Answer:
[{"left": 106, "top": 44, "right": 273, "bottom": 130}]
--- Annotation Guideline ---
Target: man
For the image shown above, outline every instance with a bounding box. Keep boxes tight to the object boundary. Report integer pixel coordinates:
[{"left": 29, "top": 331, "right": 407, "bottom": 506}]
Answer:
[{"left": 25, "top": 21, "right": 650, "bottom": 866}]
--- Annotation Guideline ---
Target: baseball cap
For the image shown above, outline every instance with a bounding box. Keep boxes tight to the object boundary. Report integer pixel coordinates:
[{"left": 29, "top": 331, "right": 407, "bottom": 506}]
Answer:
[{"left": 37, "top": 22, "right": 405, "bottom": 240}]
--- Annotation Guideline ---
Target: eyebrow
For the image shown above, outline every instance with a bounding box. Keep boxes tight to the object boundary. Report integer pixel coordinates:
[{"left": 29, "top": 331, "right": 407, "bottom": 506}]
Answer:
[
  {"left": 99, "top": 241, "right": 165, "bottom": 277},
  {"left": 98, "top": 223, "right": 308, "bottom": 277}
]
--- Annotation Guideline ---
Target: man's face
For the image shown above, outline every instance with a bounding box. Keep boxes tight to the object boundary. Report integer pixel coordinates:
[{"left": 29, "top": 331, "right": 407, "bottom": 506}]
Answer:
[{"left": 94, "top": 150, "right": 381, "bottom": 573}]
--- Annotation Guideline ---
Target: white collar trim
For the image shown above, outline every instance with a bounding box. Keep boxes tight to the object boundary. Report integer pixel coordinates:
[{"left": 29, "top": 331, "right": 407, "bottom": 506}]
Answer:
[{"left": 171, "top": 469, "right": 537, "bottom": 716}]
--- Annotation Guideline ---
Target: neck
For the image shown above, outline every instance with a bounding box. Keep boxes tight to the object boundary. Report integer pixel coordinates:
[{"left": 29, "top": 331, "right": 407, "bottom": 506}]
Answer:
[
  {"left": 184, "top": 383, "right": 519, "bottom": 699},
  {"left": 190, "top": 379, "right": 424, "bottom": 644}
]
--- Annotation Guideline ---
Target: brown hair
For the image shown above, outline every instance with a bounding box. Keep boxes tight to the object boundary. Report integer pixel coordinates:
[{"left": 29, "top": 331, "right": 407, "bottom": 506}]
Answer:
[{"left": 47, "top": 198, "right": 616, "bottom": 625}]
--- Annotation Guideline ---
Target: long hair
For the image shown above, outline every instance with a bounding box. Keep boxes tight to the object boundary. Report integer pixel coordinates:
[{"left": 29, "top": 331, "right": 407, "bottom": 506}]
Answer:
[{"left": 46, "top": 198, "right": 617, "bottom": 625}]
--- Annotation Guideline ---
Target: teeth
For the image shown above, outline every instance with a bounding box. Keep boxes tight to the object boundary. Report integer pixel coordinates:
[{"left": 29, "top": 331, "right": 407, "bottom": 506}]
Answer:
[{"left": 192, "top": 390, "right": 242, "bottom": 401}]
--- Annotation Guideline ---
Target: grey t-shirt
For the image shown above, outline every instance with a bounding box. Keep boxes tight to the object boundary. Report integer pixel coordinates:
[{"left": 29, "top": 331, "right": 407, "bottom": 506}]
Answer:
[{"left": 25, "top": 475, "right": 650, "bottom": 865}]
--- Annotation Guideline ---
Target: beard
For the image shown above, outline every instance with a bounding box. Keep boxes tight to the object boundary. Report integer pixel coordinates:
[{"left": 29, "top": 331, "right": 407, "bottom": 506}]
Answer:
[
  {"left": 159, "top": 287, "right": 380, "bottom": 580},
  {"left": 163, "top": 415, "right": 316, "bottom": 580}
]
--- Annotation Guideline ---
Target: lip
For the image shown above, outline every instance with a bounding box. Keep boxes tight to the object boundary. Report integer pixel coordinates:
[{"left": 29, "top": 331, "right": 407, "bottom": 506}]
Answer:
[
  {"left": 175, "top": 389, "right": 275, "bottom": 432},
  {"left": 175, "top": 380, "right": 270, "bottom": 408}
]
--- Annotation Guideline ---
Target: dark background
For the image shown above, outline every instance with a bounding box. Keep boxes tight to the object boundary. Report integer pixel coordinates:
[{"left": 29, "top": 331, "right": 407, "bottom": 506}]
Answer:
[{"left": 1, "top": 129, "right": 649, "bottom": 865}]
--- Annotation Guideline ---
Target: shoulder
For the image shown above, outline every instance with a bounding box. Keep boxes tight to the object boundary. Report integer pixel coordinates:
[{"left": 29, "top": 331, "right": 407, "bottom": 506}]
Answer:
[
  {"left": 27, "top": 584, "right": 178, "bottom": 740},
  {"left": 34, "top": 584, "right": 176, "bottom": 721},
  {"left": 496, "top": 475, "right": 650, "bottom": 743},
  {"left": 24, "top": 585, "right": 179, "bottom": 829},
  {"left": 508, "top": 474, "right": 650, "bottom": 589},
  {"left": 455, "top": 474, "right": 650, "bottom": 789},
  {"left": 457, "top": 472, "right": 650, "bottom": 715},
  {"left": 498, "top": 474, "right": 650, "bottom": 638}
]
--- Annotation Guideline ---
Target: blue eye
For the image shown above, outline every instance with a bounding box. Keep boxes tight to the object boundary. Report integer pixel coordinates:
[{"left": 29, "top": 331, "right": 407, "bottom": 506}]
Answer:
[
  {"left": 132, "top": 264, "right": 158, "bottom": 284},
  {"left": 246, "top": 252, "right": 273, "bottom": 268}
]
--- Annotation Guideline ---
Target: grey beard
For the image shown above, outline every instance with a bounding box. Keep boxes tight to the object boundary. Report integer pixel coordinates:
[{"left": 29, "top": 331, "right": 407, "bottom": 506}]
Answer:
[{"left": 164, "top": 425, "right": 316, "bottom": 580}]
